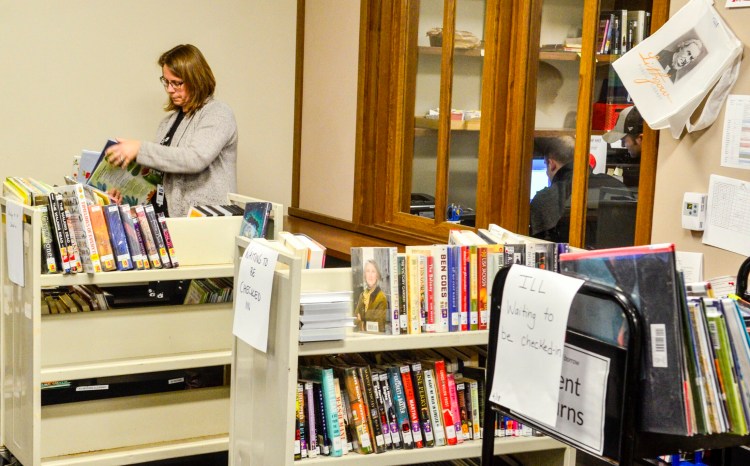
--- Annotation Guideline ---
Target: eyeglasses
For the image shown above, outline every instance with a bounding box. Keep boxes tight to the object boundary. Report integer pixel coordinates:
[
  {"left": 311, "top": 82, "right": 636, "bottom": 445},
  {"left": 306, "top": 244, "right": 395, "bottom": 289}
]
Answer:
[{"left": 160, "top": 76, "right": 184, "bottom": 90}]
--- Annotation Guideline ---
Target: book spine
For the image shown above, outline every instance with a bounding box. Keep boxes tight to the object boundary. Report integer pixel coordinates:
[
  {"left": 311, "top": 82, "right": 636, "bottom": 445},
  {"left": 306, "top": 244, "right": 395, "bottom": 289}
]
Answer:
[
  {"left": 423, "top": 369, "right": 446, "bottom": 446},
  {"left": 131, "top": 216, "right": 151, "bottom": 269},
  {"left": 134, "top": 205, "right": 162, "bottom": 268},
  {"left": 478, "top": 245, "right": 488, "bottom": 330},
  {"left": 387, "top": 366, "right": 414, "bottom": 449},
  {"left": 103, "top": 204, "right": 133, "bottom": 271},
  {"left": 447, "top": 373, "right": 464, "bottom": 443},
  {"left": 467, "top": 378, "right": 481, "bottom": 439},
  {"left": 62, "top": 208, "right": 82, "bottom": 273},
  {"left": 333, "top": 378, "right": 349, "bottom": 454},
  {"left": 397, "top": 253, "right": 408, "bottom": 334},
  {"left": 434, "top": 245, "right": 450, "bottom": 333},
  {"left": 47, "top": 193, "right": 71, "bottom": 273},
  {"left": 156, "top": 212, "right": 179, "bottom": 267},
  {"left": 297, "top": 382, "right": 308, "bottom": 458},
  {"left": 411, "top": 362, "right": 435, "bottom": 447},
  {"left": 426, "top": 255, "right": 435, "bottom": 333},
  {"left": 342, "top": 367, "right": 373, "bottom": 454},
  {"left": 88, "top": 205, "right": 116, "bottom": 271},
  {"left": 378, "top": 371, "right": 402, "bottom": 449},
  {"left": 303, "top": 381, "right": 318, "bottom": 457},
  {"left": 455, "top": 378, "right": 471, "bottom": 440},
  {"left": 407, "top": 254, "right": 422, "bottom": 334},
  {"left": 469, "top": 245, "right": 478, "bottom": 330},
  {"left": 118, "top": 205, "right": 145, "bottom": 270},
  {"left": 388, "top": 248, "right": 399, "bottom": 335},
  {"left": 399, "top": 364, "right": 423, "bottom": 448},
  {"left": 69, "top": 185, "right": 103, "bottom": 273},
  {"left": 434, "top": 360, "right": 457, "bottom": 444},
  {"left": 371, "top": 371, "right": 393, "bottom": 449},
  {"left": 460, "top": 245, "right": 470, "bottom": 331},
  {"left": 313, "top": 382, "right": 330, "bottom": 455},
  {"left": 448, "top": 245, "right": 459, "bottom": 332},
  {"left": 359, "top": 366, "right": 385, "bottom": 453},
  {"left": 295, "top": 384, "right": 303, "bottom": 460},
  {"left": 320, "top": 369, "right": 343, "bottom": 456},
  {"left": 39, "top": 205, "right": 59, "bottom": 274},
  {"left": 144, "top": 204, "right": 171, "bottom": 268},
  {"left": 339, "top": 386, "right": 355, "bottom": 453}
]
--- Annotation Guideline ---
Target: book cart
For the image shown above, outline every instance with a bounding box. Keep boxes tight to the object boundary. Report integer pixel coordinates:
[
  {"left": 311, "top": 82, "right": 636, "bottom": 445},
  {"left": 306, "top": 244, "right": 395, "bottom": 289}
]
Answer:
[
  {"left": 0, "top": 193, "right": 281, "bottom": 466},
  {"left": 229, "top": 237, "right": 576, "bottom": 465},
  {"left": 481, "top": 266, "right": 750, "bottom": 466}
]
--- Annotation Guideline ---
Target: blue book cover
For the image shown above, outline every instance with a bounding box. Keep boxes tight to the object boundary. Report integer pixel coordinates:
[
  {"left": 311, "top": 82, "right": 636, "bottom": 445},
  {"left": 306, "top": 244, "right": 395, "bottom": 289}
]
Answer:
[
  {"left": 103, "top": 204, "right": 133, "bottom": 270},
  {"left": 447, "top": 245, "right": 459, "bottom": 332}
]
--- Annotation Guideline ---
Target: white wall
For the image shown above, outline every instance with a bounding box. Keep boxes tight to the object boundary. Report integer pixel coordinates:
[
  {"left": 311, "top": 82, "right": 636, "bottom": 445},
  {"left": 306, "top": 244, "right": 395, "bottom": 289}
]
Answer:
[
  {"left": 651, "top": 0, "right": 750, "bottom": 279},
  {"left": 0, "top": 0, "right": 296, "bottom": 212},
  {"left": 298, "top": 0, "right": 360, "bottom": 221}
]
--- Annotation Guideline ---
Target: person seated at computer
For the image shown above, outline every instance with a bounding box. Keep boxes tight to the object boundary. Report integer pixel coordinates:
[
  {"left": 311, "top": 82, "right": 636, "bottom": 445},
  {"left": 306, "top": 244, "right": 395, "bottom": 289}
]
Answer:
[
  {"left": 602, "top": 106, "right": 643, "bottom": 187},
  {"left": 529, "top": 135, "right": 627, "bottom": 243}
]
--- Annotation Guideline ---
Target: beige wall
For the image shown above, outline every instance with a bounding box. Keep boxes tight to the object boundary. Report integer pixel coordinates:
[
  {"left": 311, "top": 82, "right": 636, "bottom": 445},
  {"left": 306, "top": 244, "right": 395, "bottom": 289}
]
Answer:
[
  {"left": 298, "top": 0, "right": 360, "bottom": 221},
  {"left": 0, "top": 0, "right": 296, "bottom": 212},
  {"left": 651, "top": 0, "right": 750, "bottom": 279}
]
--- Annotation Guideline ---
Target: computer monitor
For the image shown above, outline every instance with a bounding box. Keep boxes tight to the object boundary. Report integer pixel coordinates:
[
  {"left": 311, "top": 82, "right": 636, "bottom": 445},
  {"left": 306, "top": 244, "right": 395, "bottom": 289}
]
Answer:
[{"left": 530, "top": 157, "right": 548, "bottom": 200}]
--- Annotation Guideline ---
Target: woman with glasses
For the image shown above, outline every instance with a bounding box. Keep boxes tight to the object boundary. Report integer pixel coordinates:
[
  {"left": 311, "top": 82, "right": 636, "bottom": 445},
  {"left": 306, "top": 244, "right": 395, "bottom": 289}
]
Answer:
[{"left": 106, "top": 44, "right": 238, "bottom": 217}]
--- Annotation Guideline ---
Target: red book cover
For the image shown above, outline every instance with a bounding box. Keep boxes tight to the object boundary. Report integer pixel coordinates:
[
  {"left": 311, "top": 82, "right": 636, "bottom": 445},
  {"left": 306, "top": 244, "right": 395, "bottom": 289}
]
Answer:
[
  {"left": 399, "top": 364, "right": 423, "bottom": 448},
  {"left": 430, "top": 359, "right": 457, "bottom": 445},
  {"left": 460, "top": 245, "right": 470, "bottom": 331},
  {"left": 447, "top": 373, "right": 464, "bottom": 443}
]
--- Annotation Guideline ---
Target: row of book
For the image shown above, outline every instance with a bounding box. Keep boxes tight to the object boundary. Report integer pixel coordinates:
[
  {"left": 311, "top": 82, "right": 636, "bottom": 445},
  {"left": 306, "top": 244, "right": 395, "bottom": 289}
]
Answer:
[
  {"left": 41, "top": 285, "right": 110, "bottom": 314},
  {"left": 3, "top": 177, "right": 178, "bottom": 274},
  {"left": 276, "top": 231, "right": 327, "bottom": 269},
  {"left": 349, "top": 227, "right": 568, "bottom": 335},
  {"left": 294, "top": 350, "right": 535, "bottom": 460},
  {"left": 596, "top": 9, "right": 651, "bottom": 55},
  {"left": 557, "top": 243, "right": 750, "bottom": 438},
  {"left": 182, "top": 278, "right": 234, "bottom": 305}
]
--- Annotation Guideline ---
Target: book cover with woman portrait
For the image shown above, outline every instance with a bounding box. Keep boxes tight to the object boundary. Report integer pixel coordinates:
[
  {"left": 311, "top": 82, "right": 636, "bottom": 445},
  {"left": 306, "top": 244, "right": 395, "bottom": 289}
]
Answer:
[{"left": 351, "top": 247, "right": 398, "bottom": 334}]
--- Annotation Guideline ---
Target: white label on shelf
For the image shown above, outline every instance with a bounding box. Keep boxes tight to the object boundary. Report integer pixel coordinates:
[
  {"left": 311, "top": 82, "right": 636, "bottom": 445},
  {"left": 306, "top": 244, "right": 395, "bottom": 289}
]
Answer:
[
  {"left": 76, "top": 385, "right": 109, "bottom": 391},
  {"left": 5, "top": 200, "right": 24, "bottom": 287},
  {"left": 168, "top": 377, "right": 185, "bottom": 384},
  {"left": 488, "top": 264, "right": 583, "bottom": 427},
  {"left": 233, "top": 241, "right": 279, "bottom": 352}
]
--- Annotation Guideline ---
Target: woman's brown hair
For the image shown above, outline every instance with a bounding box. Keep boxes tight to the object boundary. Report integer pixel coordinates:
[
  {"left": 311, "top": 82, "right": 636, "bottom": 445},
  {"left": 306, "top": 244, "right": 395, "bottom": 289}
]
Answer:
[{"left": 159, "top": 44, "right": 216, "bottom": 116}]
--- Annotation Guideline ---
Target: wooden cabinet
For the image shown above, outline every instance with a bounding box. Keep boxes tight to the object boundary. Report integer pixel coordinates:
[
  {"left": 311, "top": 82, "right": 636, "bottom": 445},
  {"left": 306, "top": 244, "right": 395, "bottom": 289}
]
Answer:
[
  {"left": 293, "top": 0, "right": 667, "bottom": 250},
  {"left": 229, "top": 237, "right": 576, "bottom": 465},
  {"left": 0, "top": 194, "right": 281, "bottom": 466}
]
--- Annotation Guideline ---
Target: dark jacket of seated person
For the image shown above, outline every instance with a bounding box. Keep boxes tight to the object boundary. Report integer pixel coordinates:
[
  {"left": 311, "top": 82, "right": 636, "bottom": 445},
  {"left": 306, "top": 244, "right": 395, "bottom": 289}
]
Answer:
[{"left": 530, "top": 136, "right": 627, "bottom": 243}]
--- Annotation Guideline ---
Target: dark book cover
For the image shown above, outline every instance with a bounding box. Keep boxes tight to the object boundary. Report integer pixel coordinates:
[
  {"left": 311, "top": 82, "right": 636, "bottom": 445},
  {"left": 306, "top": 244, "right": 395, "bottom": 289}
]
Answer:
[
  {"left": 239, "top": 201, "right": 272, "bottom": 239},
  {"left": 560, "top": 243, "right": 689, "bottom": 436},
  {"left": 358, "top": 365, "right": 386, "bottom": 453},
  {"left": 103, "top": 204, "right": 133, "bottom": 271}
]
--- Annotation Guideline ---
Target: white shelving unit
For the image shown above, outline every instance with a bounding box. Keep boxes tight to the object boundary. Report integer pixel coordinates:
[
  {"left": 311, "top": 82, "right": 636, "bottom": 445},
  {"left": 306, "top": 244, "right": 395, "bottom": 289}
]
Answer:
[
  {"left": 0, "top": 194, "right": 281, "bottom": 466},
  {"left": 229, "top": 237, "right": 576, "bottom": 466}
]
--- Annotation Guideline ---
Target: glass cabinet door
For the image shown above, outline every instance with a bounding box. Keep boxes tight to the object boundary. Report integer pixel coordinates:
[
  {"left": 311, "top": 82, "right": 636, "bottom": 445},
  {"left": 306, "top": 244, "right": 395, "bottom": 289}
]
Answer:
[
  {"left": 528, "top": 0, "right": 653, "bottom": 249},
  {"left": 402, "top": 0, "right": 486, "bottom": 227}
]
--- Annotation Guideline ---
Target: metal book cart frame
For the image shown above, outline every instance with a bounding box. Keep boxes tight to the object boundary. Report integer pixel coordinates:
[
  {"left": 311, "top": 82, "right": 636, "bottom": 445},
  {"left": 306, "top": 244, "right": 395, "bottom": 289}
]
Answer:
[{"left": 481, "top": 265, "right": 750, "bottom": 466}]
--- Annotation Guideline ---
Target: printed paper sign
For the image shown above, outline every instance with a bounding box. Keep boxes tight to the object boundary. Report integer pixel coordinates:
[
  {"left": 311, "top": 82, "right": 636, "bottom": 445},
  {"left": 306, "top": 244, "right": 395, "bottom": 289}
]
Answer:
[
  {"left": 5, "top": 200, "right": 25, "bottom": 287},
  {"left": 526, "top": 344, "right": 610, "bottom": 456},
  {"left": 233, "top": 241, "right": 279, "bottom": 352},
  {"left": 489, "top": 265, "right": 583, "bottom": 426}
]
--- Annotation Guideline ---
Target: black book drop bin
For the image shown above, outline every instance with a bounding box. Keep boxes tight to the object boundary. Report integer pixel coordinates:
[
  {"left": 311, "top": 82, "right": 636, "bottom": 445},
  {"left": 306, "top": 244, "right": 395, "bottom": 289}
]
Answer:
[
  {"left": 736, "top": 255, "right": 750, "bottom": 302},
  {"left": 481, "top": 265, "right": 750, "bottom": 466}
]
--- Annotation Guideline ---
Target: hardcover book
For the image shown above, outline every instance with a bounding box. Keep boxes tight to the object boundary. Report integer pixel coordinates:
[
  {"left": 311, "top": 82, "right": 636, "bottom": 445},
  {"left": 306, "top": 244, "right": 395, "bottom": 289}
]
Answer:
[
  {"left": 144, "top": 204, "right": 171, "bottom": 268},
  {"left": 386, "top": 365, "right": 415, "bottom": 449},
  {"left": 299, "top": 366, "right": 343, "bottom": 457},
  {"left": 156, "top": 212, "right": 179, "bottom": 267},
  {"left": 103, "top": 204, "right": 133, "bottom": 271},
  {"left": 239, "top": 201, "right": 272, "bottom": 239},
  {"left": 86, "top": 139, "right": 160, "bottom": 206},
  {"left": 87, "top": 205, "right": 116, "bottom": 271},
  {"left": 350, "top": 247, "right": 398, "bottom": 334},
  {"left": 118, "top": 204, "right": 146, "bottom": 270},
  {"left": 53, "top": 184, "right": 103, "bottom": 273},
  {"left": 133, "top": 205, "right": 162, "bottom": 269}
]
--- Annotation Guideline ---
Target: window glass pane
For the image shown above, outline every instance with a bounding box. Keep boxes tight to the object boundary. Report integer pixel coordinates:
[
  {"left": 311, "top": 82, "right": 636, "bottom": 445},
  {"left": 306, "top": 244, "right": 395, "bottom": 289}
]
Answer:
[
  {"left": 446, "top": 0, "right": 486, "bottom": 227},
  {"left": 406, "top": 1, "right": 445, "bottom": 220}
]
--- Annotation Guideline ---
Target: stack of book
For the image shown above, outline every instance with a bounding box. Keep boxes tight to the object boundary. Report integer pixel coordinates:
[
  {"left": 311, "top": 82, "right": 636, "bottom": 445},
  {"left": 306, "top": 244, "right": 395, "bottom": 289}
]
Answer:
[
  {"left": 299, "top": 291, "right": 354, "bottom": 342},
  {"left": 183, "top": 278, "right": 234, "bottom": 305},
  {"left": 41, "top": 285, "right": 110, "bottom": 314},
  {"left": 349, "top": 225, "right": 568, "bottom": 335},
  {"left": 278, "top": 231, "right": 327, "bottom": 269},
  {"left": 293, "top": 349, "right": 533, "bottom": 460}
]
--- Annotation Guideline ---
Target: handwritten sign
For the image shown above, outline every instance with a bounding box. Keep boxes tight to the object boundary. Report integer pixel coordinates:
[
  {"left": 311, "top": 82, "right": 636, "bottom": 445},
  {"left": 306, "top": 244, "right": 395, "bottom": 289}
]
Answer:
[
  {"left": 5, "top": 200, "right": 25, "bottom": 287},
  {"left": 233, "top": 241, "right": 278, "bottom": 352},
  {"left": 489, "top": 265, "right": 583, "bottom": 426}
]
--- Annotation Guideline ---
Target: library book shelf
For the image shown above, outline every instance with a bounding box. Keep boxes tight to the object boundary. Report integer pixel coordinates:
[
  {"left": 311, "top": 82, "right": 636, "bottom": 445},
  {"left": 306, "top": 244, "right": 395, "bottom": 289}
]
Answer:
[
  {"left": 0, "top": 194, "right": 281, "bottom": 466},
  {"left": 229, "top": 237, "right": 576, "bottom": 465}
]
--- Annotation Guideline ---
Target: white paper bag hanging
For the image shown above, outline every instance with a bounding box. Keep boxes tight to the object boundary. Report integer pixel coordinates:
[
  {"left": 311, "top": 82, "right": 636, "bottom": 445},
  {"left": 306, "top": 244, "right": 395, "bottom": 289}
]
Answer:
[{"left": 612, "top": 0, "right": 742, "bottom": 139}]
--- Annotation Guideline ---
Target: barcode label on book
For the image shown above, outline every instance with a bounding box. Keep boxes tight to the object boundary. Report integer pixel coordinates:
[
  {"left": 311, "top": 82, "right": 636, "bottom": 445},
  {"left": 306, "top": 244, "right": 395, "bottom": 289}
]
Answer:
[
  {"left": 650, "top": 323, "right": 668, "bottom": 368},
  {"left": 708, "top": 320, "right": 720, "bottom": 350}
]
